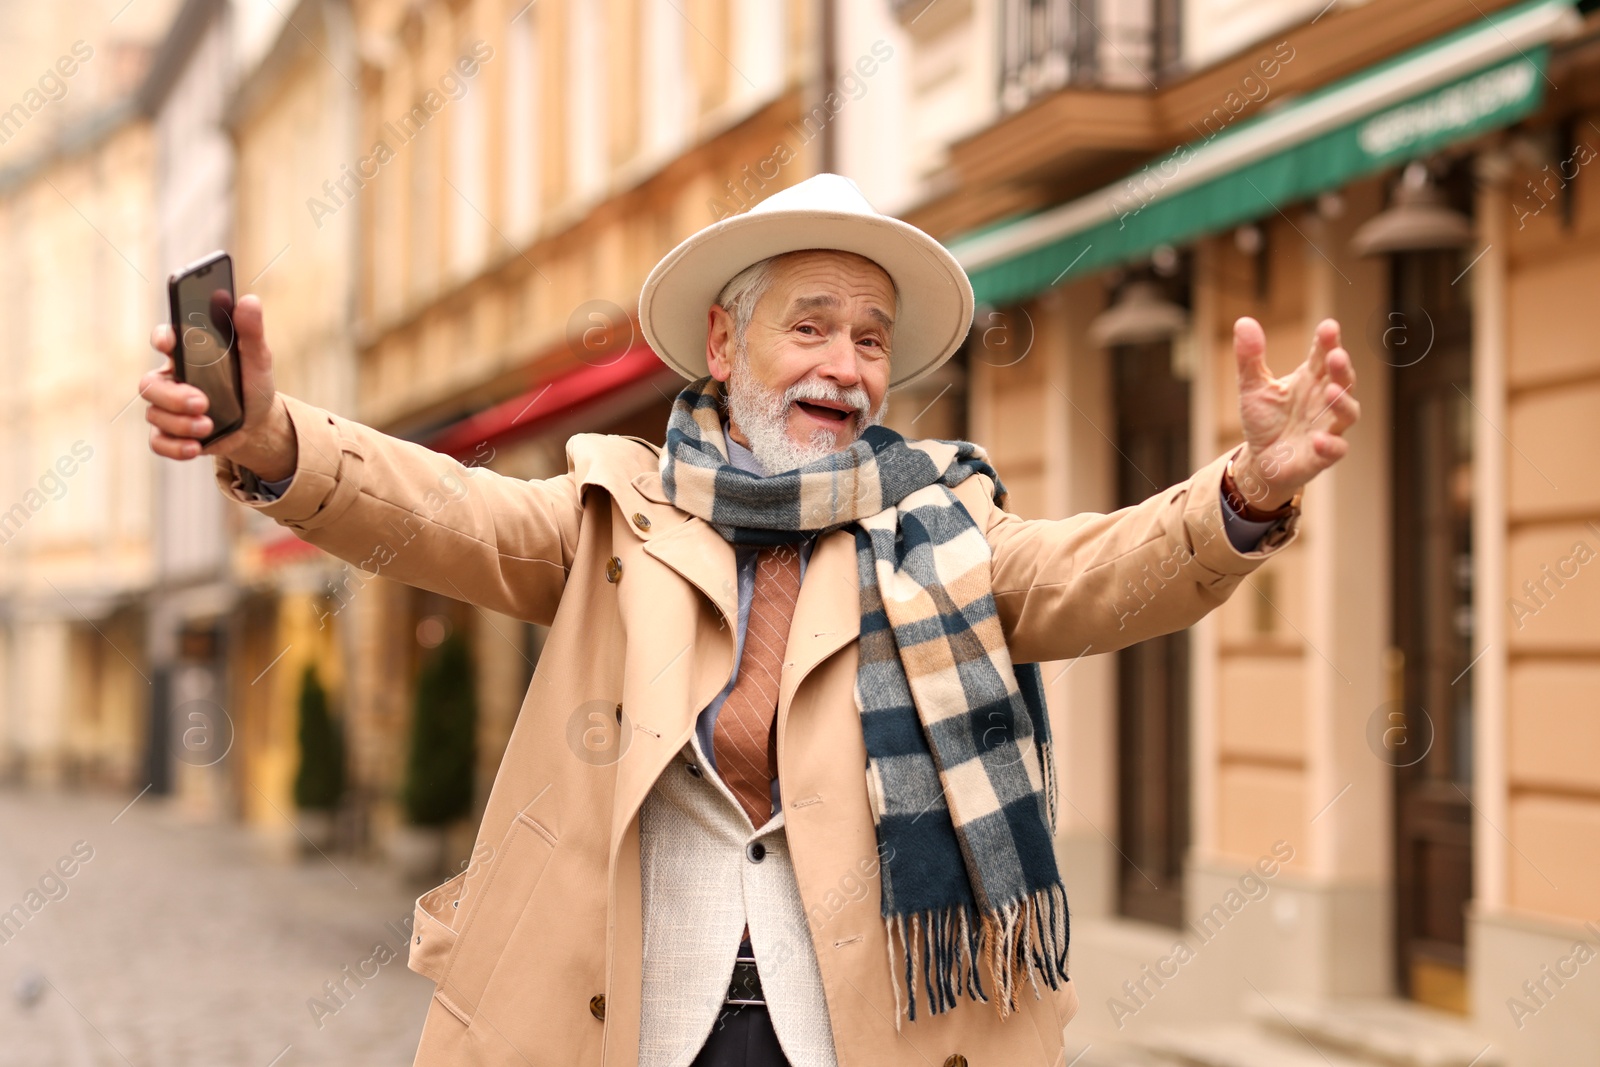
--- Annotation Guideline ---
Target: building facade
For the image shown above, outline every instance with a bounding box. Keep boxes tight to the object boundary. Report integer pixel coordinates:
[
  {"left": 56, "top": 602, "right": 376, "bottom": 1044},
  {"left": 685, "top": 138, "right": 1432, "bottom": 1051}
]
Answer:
[
  {"left": 0, "top": 0, "right": 186, "bottom": 791},
  {"left": 839, "top": 0, "right": 1600, "bottom": 1062}
]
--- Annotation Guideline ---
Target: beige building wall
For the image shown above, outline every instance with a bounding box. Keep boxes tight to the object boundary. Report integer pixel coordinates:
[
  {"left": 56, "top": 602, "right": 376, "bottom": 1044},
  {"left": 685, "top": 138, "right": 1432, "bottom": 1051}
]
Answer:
[
  {"left": 1470, "top": 111, "right": 1600, "bottom": 1062},
  {"left": 0, "top": 0, "right": 183, "bottom": 786},
  {"left": 1499, "top": 126, "right": 1600, "bottom": 921},
  {"left": 352, "top": 0, "right": 814, "bottom": 433},
  {"left": 0, "top": 117, "right": 159, "bottom": 784}
]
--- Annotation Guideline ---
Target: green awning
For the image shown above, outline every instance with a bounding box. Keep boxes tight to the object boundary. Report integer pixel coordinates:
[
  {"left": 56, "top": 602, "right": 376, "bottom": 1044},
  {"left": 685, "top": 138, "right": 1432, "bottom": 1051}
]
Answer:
[{"left": 950, "top": 0, "right": 1579, "bottom": 307}]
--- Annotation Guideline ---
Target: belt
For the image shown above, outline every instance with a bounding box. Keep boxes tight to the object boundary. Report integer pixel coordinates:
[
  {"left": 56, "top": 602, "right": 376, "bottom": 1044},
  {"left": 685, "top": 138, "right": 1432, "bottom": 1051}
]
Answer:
[{"left": 725, "top": 952, "right": 765, "bottom": 1006}]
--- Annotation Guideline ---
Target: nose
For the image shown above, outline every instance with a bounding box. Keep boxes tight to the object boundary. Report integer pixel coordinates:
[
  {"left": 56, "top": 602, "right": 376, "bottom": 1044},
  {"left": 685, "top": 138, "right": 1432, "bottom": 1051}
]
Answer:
[{"left": 814, "top": 331, "right": 862, "bottom": 389}]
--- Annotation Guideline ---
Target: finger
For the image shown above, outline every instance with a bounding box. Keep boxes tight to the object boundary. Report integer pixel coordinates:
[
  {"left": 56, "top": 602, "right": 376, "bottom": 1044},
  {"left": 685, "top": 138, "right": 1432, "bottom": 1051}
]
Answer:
[
  {"left": 1311, "top": 431, "right": 1350, "bottom": 463},
  {"left": 1320, "top": 386, "right": 1361, "bottom": 433},
  {"left": 1307, "top": 318, "right": 1339, "bottom": 378},
  {"left": 145, "top": 404, "right": 214, "bottom": 439},
  {"left": 150, "top": 323, "right": 175, "bottom": 355},
  {"left": 149, "top": 426, "right": 203, "bottom": 461},
  {"left": 139, "top": 353, "right": 176, "bottom": 393},
  {"left": 140, "top": 373, "right": 209, "bottom": 414},
  {"left": 137, "top": 363, "right": 171, "bottom": 395},
  {"left": 234, "top": 294, "right": 269, "bottom": 375},
  {"left": 1326, "top": 344, "right": 1356, "bottom": 388},
  {"left": 1234, "top": 317, "right": 1272, "bottom": 389}
]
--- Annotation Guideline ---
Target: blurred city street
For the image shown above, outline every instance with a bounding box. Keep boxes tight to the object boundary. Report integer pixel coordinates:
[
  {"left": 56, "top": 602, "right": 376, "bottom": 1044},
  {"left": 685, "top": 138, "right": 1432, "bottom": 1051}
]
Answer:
[
  {"left": 2, "top": 0, "right": 1599, "bottom": 1063},
  {"left": 0, "top": 787, "right": 430, "bottom": 1066}
]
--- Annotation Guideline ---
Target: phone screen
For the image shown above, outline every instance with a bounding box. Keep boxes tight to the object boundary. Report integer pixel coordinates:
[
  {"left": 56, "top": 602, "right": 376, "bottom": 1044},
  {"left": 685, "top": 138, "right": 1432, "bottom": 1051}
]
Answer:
[{"left": 173, "top": 257, "right": 243, "bottom": 436}]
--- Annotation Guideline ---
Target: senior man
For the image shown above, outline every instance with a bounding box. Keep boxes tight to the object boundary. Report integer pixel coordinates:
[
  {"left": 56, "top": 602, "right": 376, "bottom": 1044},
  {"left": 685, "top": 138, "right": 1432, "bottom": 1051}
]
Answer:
[{"left": 141, "top": 175, "right": 1357, "bottom": 1067}]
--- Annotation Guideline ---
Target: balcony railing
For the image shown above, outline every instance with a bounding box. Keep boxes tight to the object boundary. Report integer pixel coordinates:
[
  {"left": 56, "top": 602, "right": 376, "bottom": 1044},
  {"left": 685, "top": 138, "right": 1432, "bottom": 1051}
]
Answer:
[{"left": 998, "top": 0, "right": 1180, "bottom": 112}]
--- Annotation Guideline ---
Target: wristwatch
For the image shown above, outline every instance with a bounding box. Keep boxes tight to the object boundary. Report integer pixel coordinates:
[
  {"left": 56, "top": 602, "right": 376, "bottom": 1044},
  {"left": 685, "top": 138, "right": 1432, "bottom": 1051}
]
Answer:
[{"left": 1222, "top": 456, "right": 1301, "bottom": 522}]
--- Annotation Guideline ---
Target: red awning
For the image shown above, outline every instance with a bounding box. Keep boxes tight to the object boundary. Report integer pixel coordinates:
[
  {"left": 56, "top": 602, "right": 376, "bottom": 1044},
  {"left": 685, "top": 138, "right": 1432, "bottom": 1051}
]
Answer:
[
  {"left": 260, "top": 530, "right": 322, "bottom": 566},
  {"left": 424, "top": 343, "right": 676, "bottom": 458},
  {"left": 252, "top": 345, "right": 675, "bottom": 570}
]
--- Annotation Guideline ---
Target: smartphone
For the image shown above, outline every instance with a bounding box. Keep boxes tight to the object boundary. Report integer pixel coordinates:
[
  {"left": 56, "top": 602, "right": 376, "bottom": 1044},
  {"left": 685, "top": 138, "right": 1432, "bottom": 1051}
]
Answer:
[{"left": 167, "top": 250, "right": 244, "bottom": 445}]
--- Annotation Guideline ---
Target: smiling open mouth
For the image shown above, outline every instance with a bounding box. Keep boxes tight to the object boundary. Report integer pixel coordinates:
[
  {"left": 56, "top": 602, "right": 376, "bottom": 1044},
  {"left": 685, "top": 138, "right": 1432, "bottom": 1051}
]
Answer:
[{"left": 794, "top": 400, "right": 853, "bottom": 423}]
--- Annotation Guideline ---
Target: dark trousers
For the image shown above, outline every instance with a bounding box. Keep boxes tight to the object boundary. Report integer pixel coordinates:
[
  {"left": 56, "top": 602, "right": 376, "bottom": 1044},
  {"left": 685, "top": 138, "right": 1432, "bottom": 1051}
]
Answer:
[
  {"left": 689, "top": 936, "right": 792, "bottom": 1067},
  {"left": 689, "top": 1004, "right": 791, "bottom": 1067}
]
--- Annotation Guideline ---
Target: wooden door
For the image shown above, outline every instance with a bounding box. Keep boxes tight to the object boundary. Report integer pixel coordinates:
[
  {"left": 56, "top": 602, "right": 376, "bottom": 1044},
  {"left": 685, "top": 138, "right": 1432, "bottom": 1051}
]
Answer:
[
  {"left": 1389, "top": 248, "right": 1475, "bottom": 1012},
  {"left": 1114, "top": 340, "right": 1192, "bottom": 927}
]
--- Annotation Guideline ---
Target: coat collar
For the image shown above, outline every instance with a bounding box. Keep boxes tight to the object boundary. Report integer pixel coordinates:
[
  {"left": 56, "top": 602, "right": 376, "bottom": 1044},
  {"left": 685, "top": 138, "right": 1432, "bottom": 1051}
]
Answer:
[
  {"left": 629, "top": 461, "right": 862, "bottom": 701},
  {"left": 567, "top": 432, "right": 739, "bottom": 627},
  {"left": 583, "top": 429, "right": 936, "bottom": 709}
]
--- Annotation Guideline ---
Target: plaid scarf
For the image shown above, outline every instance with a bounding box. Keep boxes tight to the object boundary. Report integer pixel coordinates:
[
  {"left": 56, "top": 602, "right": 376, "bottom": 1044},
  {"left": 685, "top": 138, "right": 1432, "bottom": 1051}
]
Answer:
[{"left": 659, "top": 377, "right": 1069, "bottom": 1025}]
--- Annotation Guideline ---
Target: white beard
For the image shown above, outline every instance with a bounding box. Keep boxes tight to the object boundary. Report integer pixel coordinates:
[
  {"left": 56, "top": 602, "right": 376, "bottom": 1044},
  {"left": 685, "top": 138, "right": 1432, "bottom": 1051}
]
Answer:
[{"left": 726, "top": 350, "right": 887, "bottom": 473}]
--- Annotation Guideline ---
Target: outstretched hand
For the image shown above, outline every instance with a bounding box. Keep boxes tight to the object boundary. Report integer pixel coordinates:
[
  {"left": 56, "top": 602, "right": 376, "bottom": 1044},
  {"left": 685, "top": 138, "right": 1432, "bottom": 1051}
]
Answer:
[
  {"left": 141, "top": 294, "right": 298, "bottom": 481},
  {"left": 1230, "top": 316, "right": 1360, "bottom": 509}
]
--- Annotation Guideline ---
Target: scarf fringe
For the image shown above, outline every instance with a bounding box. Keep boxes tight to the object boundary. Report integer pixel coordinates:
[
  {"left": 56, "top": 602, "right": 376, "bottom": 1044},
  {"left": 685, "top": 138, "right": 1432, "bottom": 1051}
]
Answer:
[
  {"left": 1040, "top": 738, "right": 1059, "bottom": 834},
  {"left": 886, "top": 882, "right": 1070, "bottom": 1026}
]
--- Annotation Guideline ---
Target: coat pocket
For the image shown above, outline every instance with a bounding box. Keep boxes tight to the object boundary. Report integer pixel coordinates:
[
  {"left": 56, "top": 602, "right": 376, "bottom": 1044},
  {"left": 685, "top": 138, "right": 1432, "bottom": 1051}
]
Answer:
[
  {"left": 408, "top": 867, "right": 470, "bottom": 987},
  {"left": 432, "top": 807, "right": 559, "bottom": 1023}
]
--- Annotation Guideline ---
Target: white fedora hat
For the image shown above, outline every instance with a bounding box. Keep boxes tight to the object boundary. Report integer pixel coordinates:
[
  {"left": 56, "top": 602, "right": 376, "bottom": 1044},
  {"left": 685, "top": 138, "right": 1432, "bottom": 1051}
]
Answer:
[{"left": 638, "top": 173, "right": 974, "bottom": 391}]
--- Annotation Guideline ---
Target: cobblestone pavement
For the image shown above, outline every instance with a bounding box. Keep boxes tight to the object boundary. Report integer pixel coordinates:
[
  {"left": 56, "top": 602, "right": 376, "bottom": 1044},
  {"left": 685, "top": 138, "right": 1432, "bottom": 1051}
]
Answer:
[{"left": 0, "top": 787, "right": 433, "bottom": 1067}]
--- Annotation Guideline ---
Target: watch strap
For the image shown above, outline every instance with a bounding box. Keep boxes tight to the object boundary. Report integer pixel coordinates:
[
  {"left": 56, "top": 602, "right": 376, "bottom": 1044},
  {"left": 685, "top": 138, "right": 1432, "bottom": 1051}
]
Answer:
[{"left": 1223, "top": 458, "right": 1299, "bottom": 522}]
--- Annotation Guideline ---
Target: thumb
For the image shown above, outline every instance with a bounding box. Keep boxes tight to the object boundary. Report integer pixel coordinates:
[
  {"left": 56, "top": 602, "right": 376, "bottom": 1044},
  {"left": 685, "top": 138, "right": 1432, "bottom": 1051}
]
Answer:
[
  {"left": 1233, "top": 316, "right": 1271, "bottom": 390},
  {"left": 233, "top": 294, "right": 274, "bottom": 387}
]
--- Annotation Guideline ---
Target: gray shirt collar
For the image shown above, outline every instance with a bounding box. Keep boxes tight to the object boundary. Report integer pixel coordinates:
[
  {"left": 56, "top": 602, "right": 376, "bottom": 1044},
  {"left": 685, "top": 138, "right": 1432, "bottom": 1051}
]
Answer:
[{"left": 724, "top": 423, "right": 766, "bottom": 476}]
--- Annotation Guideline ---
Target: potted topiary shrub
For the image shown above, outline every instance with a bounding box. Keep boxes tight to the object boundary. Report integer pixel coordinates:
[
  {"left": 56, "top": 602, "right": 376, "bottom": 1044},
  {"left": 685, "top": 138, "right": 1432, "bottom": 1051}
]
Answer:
[
  {"left": 293, "top": 663, "right": 344, "bottom": 853},
  {"left": 392, "top": 628, "right": 476, "bottom": 880}
]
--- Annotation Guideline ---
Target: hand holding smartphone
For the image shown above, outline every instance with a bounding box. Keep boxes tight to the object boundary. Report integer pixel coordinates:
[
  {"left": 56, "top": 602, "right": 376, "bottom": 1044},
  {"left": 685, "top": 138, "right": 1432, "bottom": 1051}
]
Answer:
[
  {"left": 144, "top": 255, "right": 297, "bottom": 479},
  {"left": 166, "top": 251, "right": 244, "bottom": 445}
]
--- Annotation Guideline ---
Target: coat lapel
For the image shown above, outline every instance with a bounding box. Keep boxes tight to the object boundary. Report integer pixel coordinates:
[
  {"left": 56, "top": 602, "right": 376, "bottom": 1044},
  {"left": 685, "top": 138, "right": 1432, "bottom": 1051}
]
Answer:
[
  {"left": 632, "top": 470, "right": 739, "bottom": 628},
  {"left": 623, "top": 440, "right": 974, "bottom": 742},
  {"left": 781, "top": 524, "right": 861, "bottom": 706},
  {"left": 631, "top": 463, "right": 876, "bottom": 710}
]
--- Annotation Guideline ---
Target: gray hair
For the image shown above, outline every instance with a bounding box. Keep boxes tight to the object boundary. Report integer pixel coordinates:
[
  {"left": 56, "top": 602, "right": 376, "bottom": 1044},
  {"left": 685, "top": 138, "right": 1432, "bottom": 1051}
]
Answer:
[
  {"left": 714, "top": 257, "right": 780, "bottom": 357},
  {"left": 713, "top": 251, "right": 901, "bottom": 357}
]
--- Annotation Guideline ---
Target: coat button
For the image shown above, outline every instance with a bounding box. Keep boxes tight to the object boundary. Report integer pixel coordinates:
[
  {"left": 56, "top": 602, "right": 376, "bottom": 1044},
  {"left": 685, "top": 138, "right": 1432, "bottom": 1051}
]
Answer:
[
  {"left": 589, "top": 993, "right": 606, "bottom": 1020},
  {"left": 632, "top": 512, "right": 651, "bottom": 531},
  {"left": 746, "top": 841, "right": 766, "bottom": 863},
  {"left": 686, "top": 762, "right": 702, "bottom": 778},
  {"left": 943, "top": 1057, "right": 967, "bottom": 1067},
  {"left": 605, "top": 556, "right": 623, "bottom": 583}
]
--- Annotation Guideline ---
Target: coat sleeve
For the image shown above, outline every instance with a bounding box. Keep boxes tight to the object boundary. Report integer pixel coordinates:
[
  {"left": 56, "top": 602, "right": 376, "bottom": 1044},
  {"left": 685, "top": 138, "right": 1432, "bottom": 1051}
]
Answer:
[
  {"left": 976, "top": 444, "right": 1299, "bottom": 665},
  {"left": 212, "top": 393, "right": 583, "bottom": 626}
]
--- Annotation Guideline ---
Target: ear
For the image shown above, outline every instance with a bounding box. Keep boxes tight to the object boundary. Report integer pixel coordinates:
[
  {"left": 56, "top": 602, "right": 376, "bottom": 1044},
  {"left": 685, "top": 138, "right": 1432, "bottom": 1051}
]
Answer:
[{"left": 706, "top": 304, "right": 736, "bottom": 383}]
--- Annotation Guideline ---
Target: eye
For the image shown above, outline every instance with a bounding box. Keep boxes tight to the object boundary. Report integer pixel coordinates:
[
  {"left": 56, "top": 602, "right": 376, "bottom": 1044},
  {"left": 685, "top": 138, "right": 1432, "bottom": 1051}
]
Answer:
[{"left": 796, "top": 323, "right": 820, "bottom": 336}]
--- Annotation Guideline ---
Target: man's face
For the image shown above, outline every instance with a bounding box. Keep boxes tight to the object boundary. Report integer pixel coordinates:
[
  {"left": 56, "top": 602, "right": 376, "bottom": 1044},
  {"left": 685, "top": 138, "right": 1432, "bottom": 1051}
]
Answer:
[{"left": 706, "top": 250, "right": 894, "bottom": 470}]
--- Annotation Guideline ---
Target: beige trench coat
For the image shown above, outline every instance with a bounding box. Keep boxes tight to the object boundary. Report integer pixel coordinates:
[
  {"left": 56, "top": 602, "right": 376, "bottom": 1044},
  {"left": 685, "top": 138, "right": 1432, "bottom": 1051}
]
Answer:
[{"left": 215, "top": 393, "right": 1297, "bottom": 1067}]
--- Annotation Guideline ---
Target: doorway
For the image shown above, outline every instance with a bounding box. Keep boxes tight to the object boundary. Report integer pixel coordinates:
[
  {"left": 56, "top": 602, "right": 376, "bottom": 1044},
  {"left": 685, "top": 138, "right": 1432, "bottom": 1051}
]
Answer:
[
  {"left": 1388, "top": 246, "right": 1475, "bottom": 1012},
  {"left": 1113, "top": 338, "right": 1192, "bottom": 927}
]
